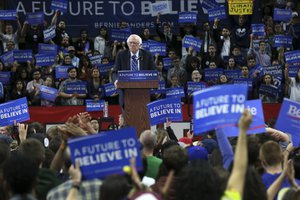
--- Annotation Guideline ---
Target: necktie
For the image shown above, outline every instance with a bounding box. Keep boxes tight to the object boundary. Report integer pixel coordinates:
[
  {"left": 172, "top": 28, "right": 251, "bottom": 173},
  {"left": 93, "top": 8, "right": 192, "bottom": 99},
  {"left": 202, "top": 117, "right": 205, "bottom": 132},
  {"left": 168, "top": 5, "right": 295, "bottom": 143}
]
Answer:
[{"left": 131, "top": 55, "right": 138, "bottom": 71}]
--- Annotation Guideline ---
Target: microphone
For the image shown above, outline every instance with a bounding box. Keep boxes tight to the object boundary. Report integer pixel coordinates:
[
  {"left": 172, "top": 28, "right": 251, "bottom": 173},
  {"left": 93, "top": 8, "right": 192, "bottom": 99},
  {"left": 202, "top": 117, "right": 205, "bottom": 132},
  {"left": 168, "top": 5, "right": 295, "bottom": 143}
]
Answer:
[{"left": 138, "top": 56, "right": 143, "bottom": 61}]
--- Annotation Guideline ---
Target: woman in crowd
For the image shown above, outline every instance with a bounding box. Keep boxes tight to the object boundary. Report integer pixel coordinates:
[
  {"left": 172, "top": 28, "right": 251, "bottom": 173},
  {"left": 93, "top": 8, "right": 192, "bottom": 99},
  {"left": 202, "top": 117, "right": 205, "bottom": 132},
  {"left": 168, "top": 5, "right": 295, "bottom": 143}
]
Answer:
[
  {"left": 41, "top": 76, "right": 56, "bottom": 107},
  {"left": 94, "top": 26, "right": 111, "bottom": 58},
  {"left": 258, "top": 74, "right": 279, "bottom": 103},
  {"left": 78, "top": 55, "right": 92, "bottom": 81},
  {"left": 87, "top": 67, "right": 104, "bottom": 101},
  {"left": 10, "top": 79, "right": 29, "bottom": 102}
]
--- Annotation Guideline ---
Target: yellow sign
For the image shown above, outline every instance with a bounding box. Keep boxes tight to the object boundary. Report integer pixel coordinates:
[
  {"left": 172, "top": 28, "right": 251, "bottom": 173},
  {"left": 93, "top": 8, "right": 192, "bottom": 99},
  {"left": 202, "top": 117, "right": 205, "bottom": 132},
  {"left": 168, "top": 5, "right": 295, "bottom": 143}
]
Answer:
[{"left": 228, "top": 0, "right": 253, "bottom": 15}]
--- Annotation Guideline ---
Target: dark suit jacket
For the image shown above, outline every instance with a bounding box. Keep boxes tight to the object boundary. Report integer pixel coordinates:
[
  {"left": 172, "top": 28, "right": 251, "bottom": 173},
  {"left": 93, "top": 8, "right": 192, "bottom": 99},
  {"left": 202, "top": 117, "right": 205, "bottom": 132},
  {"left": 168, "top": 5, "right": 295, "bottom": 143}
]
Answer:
[{"left": 112, "top": 49, "right": 156, "bottom": 81}]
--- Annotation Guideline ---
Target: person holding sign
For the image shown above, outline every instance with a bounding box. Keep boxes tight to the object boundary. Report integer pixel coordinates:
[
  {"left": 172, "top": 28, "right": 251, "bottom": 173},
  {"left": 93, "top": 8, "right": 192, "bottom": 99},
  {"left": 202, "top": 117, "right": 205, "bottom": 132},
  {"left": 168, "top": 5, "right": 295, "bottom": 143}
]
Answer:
[
  {"left": 248, "top": 34, "right": 271, "bottom": 67},
  {"left": 0, "top": 18, "right": 22, "bottom": 51},
  {"left": 58, "top": 67, "right": 87, "bottom": 105},
  {"left": 21, "top": 20, "right": 44, "bottom": 54},
  {"left": 259, "top": 74, "right": 279, "bottom": 103},
  {"left": 155, "top": 13, "right": 178, "bottom": 53}
]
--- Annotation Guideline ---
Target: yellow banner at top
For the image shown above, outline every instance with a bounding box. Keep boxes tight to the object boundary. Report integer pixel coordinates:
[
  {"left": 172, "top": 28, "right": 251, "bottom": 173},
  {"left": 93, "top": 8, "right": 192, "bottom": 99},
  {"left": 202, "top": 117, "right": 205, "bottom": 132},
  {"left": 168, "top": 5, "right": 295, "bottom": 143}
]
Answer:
[{"left": 228, "top": 0, "right": 253, "bottom": 15}]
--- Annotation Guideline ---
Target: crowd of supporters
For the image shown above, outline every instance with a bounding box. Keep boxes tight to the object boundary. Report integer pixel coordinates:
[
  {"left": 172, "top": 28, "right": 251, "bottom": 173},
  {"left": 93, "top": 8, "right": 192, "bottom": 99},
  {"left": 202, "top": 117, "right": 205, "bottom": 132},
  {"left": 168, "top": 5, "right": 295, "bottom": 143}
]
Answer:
[{"left": 1, "top": 1, "right": 300, "bottom": 200}]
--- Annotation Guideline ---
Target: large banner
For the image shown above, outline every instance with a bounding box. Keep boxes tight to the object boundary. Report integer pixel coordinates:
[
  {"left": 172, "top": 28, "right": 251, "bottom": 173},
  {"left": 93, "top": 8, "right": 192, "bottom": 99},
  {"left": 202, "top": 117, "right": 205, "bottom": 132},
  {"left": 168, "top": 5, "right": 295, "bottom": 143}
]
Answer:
[
  {"left": 275, "top": 98, "right": 300, "bottom": 146},
  {"left": 193, "top": 84, "right": 248, "bottom": 134},
  {"left": 68, "top": 127, "right": 143, "bottom": 180},
  {"left": 6, "top": 0, "right": 225, "bottom": 36},
  {"left": 0, "top": 97, "right": 30, "bottom": 126}
]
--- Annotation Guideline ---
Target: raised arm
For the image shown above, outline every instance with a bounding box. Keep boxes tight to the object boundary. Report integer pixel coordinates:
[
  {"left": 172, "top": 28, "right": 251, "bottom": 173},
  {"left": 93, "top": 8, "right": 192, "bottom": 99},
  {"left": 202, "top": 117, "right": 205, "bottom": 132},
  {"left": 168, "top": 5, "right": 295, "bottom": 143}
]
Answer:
[
  {"left": 66, "top": 161, "right": 82, "bottom": 200},
  {"left": 21, "top": 21, "right": 29, "bottom": 38},
  {"left": 216, "top": 128, "right": 234, "bottom": 170},
  {"left": 50, "top": 10, "right": 60, "bottom": 27},
  {"left": 225, "top": 110, "right": 252, "bottom": 197}
]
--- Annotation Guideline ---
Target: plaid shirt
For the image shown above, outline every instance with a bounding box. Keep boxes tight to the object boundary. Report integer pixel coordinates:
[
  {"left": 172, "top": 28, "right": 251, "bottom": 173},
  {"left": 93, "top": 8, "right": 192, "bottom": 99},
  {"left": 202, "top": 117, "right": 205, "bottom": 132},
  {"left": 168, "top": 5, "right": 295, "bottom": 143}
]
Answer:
[{"left": 46, "top": 179, "right": 102, "bottom": 200}]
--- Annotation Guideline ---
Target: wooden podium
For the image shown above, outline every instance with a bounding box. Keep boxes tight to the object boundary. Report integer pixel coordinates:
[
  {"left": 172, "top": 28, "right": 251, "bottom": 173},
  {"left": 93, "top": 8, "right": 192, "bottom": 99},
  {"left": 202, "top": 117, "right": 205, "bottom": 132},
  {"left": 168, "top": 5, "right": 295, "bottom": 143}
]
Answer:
[{"left": 117, "top": 80, "right": 158, "bottom": 137}]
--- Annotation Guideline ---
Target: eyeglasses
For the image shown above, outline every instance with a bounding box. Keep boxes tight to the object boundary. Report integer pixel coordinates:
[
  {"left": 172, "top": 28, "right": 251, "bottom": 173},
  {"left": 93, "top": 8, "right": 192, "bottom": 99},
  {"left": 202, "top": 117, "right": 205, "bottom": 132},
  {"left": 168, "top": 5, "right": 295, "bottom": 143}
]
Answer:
[{"left": 128, "top": 41, "right": 139, "bottom": 45}]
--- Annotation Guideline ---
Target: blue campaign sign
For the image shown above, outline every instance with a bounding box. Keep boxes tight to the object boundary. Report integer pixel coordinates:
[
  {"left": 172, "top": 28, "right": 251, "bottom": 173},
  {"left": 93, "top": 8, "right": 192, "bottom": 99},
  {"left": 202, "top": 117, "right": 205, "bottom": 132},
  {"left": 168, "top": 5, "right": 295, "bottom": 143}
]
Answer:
[
  {"left": 0, "top": 97, "right": 30, "bottom": 126},
  {"left": 178, "top": 12, "right": 197, "bottom": 24},
  {"left": 97, "top": 62, "right": 115, "bottom": 75},
  {"left": 35, "top": 54, "right": 56, "bottom": 67},
  {"left": 104, "top": 83, "right": 118, "bottom": 97},
  {"left": 259, "top": 84, "right": 278, "bottom": 98},
  {"left": 40, "top": 85, "right": 58, "bottom": 102},
  {"left": 0, "top": 10, "right": 17, "bottom": 20},
  {"left": 264, "top": 65, "right": 283, "bottom": 78},
  {"left": 249, "top": 64, "right": 265, "bottom": 78},
  {"left": 233, "top": 78, "right": 253, "bottom": 91},
  {"left": 111, "top": 29, "right": 131, "bottom": 42},
  {"left": 183, "top": 35, "right": 203, "bottom": 52},
  {"left": 55, "top": 66, "right": 70, "bottom": 79},
  {"left": 151, "top": 1, "right": 170, "bottom": 16},
  {"left": 234, "top": 55, "right": 245, "bottom": 65},
  {"left": 86, "top": 99, "right": 105, "bottom": 112},
  {"left": 207, "top": 6, "right": 227, "bottom": 22},
  {"left": 118, "top": 70, "right": 158, "bottom": 82},
  {"left": 222, "top": 99, "right": 266, "bottom": 137},
  {"left": 149, "top": 42, "right": 167, "bottom": 56},
  {"left": 151, "top": 81, "right": 166, "bottom": 95},
  {"left": 0, "top": 82, "right": 3, "bottom": 98},
  {"left": 187, "top": 82, "right": 207, "bottom": 95},
  {"left": 66, "top": 81, "right": 87, "bottom": 94},
  {"left": 273, "top": 8, "right": 292, "bottom": 22},
  {"left": 0, "top": 72, "right": 11, "bottom": 85},
  {"left": 26, "top": 12, "right": 44, "bottom": 25},
  {"left": 275, "top": 98, "right": 300, "bottom": 146},
  {"left": 68, "top": 127, "right": 143, "bottom": 180},
  {"left": 51, "top": 0, "right": 68, "bottom": 13},
  {"left": 274, "top": 35, "right": 293, "bottom": 48},
  {"left": 43, "top": 26, "right": 56, "bottom": 42},
  {"left": 147, "top": 97, "right": 182, "bottom": 126},
  {"left": 251, "top": 24, "right": 265, "bottom": 37},
  {"left": 193, "top": 84, "right": 248, "bottom": 135},
  {"left": 204, "top": 68, "right": 224, "bottom": 81},
  {"left": 89, "top": 54, "right": 102, "bottom": 66},
  {"left": 165, "top": 87, "right": 185, "bottom": 98},
  {"left": 285, "top": 50, "right": 300, "bottom": 65},
  {"left": 224, "top": 70, "right": 241, "bottom": 80},
  {"left": 38, "top": 43, "right": 58, "bottom": 55},
  {"left": 0, "top": 51, "right": 14, "bottom": 66},
  {"left": 201, "top": 0, "right": 219, "bottom": 10},
  {"left": 141, "top": 40, "right": 151, "bottom": 51},
  {"left": 288, "top": 65, "right": 300, "bottom": 77},
  {"left": 162, "top": 57, "right": 173, "bottom": 70},
  {"left": 13, "top": 50, "right": 32, "bottom": 62}
]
